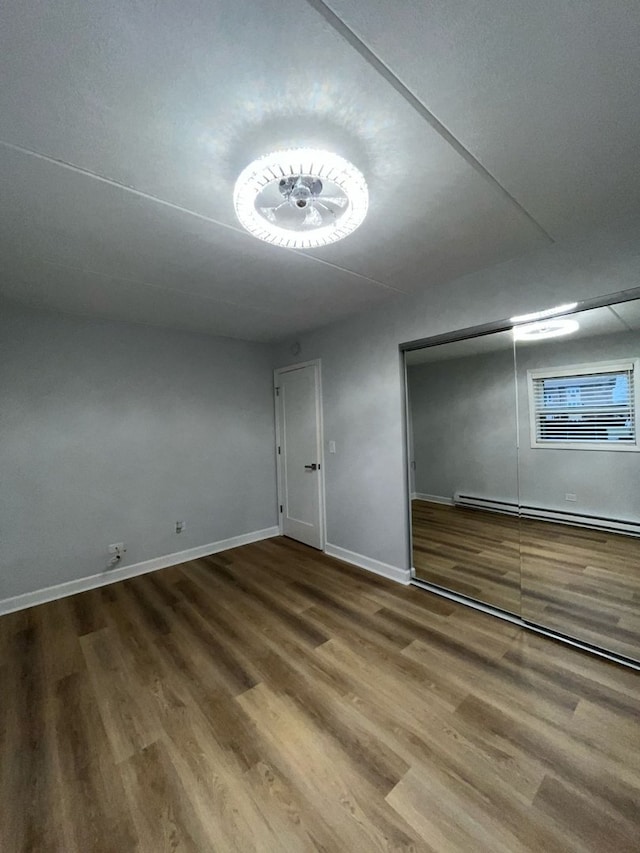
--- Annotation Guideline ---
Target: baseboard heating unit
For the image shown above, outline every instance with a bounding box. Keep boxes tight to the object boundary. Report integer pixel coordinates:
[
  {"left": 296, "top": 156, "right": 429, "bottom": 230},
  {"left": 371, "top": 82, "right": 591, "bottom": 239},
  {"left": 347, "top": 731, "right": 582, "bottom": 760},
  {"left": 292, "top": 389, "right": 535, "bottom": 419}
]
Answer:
[{"left": 453, "top": 491, "right": 640, "bottom": 538}]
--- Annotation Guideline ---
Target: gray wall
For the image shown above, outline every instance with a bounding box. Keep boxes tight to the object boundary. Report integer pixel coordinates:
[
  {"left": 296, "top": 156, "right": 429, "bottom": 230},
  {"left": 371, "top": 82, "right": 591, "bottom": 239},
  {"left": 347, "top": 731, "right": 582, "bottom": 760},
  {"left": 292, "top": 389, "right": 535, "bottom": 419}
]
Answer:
[
  {"left": 408, "top": 349, "right": 518, "bottom": 503},
  {"left": 407, "top": 329, "right": 640, "bottom": 522},
  {"left": 0, "top": 302, "right": 277, "bottom": 599},
  {"left": 272, "top": 220, "right": 640, "bottom": 572}
]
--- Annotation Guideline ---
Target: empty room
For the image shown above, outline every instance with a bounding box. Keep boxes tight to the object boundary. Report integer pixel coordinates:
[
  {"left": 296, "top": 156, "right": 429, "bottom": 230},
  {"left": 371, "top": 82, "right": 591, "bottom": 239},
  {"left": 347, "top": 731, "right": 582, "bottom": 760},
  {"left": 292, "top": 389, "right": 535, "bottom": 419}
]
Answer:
[{"left": 1, "top": 1, "right": 639, "bottom": 851}]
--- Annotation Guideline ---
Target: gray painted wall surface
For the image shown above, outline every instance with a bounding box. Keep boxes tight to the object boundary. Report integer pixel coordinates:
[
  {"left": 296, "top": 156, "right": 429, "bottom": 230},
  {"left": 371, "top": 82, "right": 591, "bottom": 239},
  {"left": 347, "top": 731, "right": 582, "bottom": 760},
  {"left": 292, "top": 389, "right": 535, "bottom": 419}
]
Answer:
[
  {"left": 407, "top": 330, "right": 640, "bottom": 521},
  {"left": 0, "top": 302, "right": 277, "bottom": 599},
  {"left": 272, "top": 221, "right": 640, "bottom": 572},
  {"left": 408, "top": 349, "right": 518, "bottom": 503}
]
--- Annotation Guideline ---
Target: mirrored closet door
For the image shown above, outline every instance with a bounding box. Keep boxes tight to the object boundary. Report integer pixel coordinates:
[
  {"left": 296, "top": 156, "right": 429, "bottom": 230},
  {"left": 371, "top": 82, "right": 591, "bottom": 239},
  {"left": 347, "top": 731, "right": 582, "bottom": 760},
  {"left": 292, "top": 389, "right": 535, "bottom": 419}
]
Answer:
[
  {"left": 406, "top": 331, "right": 521, "bottom": 615},
  {"left": 516, "top": 300, "right": 640, "bottom": 660},
  {"left": 405, "top": 291, "right": 640, "bottom": 664}
]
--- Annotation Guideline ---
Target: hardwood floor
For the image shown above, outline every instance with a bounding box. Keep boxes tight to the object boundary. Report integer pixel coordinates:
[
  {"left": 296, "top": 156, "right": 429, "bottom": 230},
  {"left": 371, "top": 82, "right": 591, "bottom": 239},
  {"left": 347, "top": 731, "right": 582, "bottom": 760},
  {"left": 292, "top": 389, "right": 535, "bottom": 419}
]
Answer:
[
  {"left": 412, "top": 499, "right": 640, "bottom": 660},
  {"left": 2, "top": 536, "right": 639, "bottom": 852}
]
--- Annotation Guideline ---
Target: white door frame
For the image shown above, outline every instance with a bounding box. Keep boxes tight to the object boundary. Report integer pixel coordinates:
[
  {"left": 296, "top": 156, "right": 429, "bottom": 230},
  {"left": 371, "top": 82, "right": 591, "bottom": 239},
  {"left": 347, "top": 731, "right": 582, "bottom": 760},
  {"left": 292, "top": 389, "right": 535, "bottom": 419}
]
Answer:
[{"left": 274, "top": 359, "right": 326, "bottom": 550}]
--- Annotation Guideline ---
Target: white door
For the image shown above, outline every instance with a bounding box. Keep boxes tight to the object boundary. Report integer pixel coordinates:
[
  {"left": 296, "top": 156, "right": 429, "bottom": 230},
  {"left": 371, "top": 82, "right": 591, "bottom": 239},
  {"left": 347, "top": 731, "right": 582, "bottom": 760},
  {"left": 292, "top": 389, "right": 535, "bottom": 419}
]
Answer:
[{"left": 276, "top": 362, "right": 324, "bottom": 549}]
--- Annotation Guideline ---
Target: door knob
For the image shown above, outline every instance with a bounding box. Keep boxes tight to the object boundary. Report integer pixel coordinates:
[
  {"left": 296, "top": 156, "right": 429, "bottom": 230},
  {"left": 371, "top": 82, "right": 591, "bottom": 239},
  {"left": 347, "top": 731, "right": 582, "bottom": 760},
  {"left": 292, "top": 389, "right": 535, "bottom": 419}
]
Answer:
[{"left": 304, "top": 463, "right": 318, "bottom": 470}]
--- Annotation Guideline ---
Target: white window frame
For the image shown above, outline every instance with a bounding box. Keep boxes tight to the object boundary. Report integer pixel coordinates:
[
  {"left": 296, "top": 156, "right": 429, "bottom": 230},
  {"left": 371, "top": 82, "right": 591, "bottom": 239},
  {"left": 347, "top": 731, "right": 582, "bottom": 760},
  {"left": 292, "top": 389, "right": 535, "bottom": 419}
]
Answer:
[{"left": 527, "top": 358, "right": 640, "bottom": 452}]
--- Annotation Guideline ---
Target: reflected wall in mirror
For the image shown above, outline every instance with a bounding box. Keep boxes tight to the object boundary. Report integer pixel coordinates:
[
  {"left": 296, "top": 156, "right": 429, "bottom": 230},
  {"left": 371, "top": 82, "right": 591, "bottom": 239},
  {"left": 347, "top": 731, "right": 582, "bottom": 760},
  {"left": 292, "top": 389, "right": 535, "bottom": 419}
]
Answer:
[
  {"left": 406, "top": 332, "right": 521, "bottom": 614},
  {"left": 516, "top": 299, "right": 640, "bottom": 661}
]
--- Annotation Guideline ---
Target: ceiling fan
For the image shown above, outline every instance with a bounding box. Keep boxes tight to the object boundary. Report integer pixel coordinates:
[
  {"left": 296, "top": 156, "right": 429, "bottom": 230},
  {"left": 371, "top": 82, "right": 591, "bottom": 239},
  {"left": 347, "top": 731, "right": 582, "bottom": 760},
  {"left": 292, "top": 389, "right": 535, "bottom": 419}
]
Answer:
[
  {"left": 233, "top": 148, "right": 368, "bottom": 248},
  {"left": 260, "top": 175, "right": 348, "bottom": 229}
]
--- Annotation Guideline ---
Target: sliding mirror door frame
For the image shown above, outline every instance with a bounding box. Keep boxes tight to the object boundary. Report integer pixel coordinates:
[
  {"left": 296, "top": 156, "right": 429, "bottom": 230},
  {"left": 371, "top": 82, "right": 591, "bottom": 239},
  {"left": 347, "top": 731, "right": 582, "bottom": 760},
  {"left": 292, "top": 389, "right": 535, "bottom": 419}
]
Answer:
[{"left": 400, "top": 285, "right": 640, "bottom": 669}]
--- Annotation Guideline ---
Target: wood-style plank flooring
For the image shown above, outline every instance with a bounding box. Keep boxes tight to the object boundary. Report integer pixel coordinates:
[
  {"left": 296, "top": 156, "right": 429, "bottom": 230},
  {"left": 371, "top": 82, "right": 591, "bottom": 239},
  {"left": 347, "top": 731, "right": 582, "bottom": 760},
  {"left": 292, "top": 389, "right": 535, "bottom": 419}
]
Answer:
[
  {"left": 2, "top": 536, "right": 639, "bottom": 852},
  {"left": 412, "top": 499, "right": 640, "bottom": 660}
]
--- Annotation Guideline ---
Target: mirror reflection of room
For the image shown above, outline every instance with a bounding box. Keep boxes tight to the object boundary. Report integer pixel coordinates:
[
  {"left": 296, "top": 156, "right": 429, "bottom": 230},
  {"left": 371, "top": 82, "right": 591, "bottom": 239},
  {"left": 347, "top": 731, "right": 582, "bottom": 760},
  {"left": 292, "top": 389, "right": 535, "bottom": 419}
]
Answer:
[
  {"left": 516, "top": 300, "right": 640, "bottom": 660},
  {"left": 407, "top": 331, "right": 520, "bottom": 614},
  {"left": 406, "top": 296, "right": 640, "bottom": 664}
]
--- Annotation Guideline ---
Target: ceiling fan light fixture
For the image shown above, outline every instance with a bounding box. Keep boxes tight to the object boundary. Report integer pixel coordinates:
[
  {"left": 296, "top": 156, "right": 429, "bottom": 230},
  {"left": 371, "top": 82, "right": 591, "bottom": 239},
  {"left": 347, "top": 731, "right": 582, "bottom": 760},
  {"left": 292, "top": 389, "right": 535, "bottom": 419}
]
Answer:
[
  {"left": 233, "top": 148, "right": 368, "bottom": 249},
  {"left": 513, "top": 318, "right": 580, "bottom": 341}
]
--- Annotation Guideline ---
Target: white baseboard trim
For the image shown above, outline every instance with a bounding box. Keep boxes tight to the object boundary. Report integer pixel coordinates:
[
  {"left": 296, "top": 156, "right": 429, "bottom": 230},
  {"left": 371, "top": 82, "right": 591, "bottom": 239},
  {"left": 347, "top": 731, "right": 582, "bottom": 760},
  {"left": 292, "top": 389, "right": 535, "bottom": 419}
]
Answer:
[
  {"left": 411, "top": 493, "right": 454, "bottom": 505},
  {"left": 324, "top": 543, "right": 410, "bottom": 585},
  {"left": 0, "top": 526, "right": 280, "bottom": 616}
]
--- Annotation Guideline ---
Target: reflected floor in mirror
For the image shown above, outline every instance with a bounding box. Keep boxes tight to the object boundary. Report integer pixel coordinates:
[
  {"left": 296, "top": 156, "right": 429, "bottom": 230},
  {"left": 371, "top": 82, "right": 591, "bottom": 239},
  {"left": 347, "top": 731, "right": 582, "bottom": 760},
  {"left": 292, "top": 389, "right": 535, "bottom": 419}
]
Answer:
[
  {"left": 412, "top": 500, "right": 521, "bottom": 613},
  {"left": 521, "top": 517, "right": 640, "bottom": 661},
  {"left": 412, "top": 500, "right": 640, "bottom": 663}
]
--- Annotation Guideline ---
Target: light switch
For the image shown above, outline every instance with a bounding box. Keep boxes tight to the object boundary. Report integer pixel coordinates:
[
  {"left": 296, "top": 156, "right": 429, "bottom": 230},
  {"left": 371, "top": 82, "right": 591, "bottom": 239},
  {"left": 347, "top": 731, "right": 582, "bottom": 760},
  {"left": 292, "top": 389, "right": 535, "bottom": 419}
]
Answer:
[{"left": 328, "top": 440, "right": 336, "bottom": 454}]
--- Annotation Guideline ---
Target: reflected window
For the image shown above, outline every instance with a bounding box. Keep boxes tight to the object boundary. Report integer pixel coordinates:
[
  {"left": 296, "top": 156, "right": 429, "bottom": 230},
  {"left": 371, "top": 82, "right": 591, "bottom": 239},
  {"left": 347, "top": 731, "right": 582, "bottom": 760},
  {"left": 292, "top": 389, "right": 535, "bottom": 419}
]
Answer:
[{"left": 528, "top": 359, "right": 639, "bottom": 450}]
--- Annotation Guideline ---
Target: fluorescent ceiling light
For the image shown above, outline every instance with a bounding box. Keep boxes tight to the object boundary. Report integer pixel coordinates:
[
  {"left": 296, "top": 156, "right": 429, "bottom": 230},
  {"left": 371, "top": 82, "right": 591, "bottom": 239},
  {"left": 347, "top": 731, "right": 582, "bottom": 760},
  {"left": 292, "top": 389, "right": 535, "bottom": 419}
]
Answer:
[
  {"left": 233, "top": 148, "right": 368, "bottom": 249},
  {"left": 510, "top": 303, "right": 578, "bottom": 324},
  {"left": 513, "top": 318, "right": 580, "bottom": 341}
]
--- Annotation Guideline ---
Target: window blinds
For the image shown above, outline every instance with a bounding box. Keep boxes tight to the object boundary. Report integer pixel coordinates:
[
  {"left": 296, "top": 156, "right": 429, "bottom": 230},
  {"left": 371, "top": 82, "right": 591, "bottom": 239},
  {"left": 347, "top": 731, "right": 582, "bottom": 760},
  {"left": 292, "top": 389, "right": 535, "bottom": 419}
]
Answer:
[{"left": 531, "top": 363, "right": 636, "bottom": 445}]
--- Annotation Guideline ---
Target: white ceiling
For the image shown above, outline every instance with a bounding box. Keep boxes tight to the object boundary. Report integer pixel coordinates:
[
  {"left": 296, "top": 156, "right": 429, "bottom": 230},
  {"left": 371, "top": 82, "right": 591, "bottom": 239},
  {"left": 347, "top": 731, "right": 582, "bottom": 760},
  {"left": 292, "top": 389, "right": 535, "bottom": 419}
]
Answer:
[
  {"left": 323, "top": 0, "right": 640, "bottom": 235},
  {"left": 1, "top": 0, "right": 638, "bottom": 341}
]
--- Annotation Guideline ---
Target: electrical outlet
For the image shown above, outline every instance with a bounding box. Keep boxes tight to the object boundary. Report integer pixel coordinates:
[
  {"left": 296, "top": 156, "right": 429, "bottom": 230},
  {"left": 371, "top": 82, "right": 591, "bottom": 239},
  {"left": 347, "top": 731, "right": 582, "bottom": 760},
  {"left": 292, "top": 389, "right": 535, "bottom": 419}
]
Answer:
[
  {"left": 328, "top": 440, "right": 336, "bottom": 454},
  {"left": 176, "top": 520, "right": 185, "bottom": 533},
  {"left": 565, "top": 493, "right": 577, "bottom": 502},
  {"left": 107, "top": 542, "right": 126, "bottom": 569}
]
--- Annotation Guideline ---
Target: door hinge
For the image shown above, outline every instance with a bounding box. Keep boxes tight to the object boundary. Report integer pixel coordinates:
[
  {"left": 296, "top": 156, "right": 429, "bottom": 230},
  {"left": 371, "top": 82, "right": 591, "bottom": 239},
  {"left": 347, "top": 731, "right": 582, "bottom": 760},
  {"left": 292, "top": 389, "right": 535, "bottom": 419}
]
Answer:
[
  {"left": 278, "top": 445, "right": 281, "bottom": 455},
  {"left": 279, "top": 504, "right": 283, "bottom": 513},
  {"left": 275, "top": 386, "right": 280, "bottom": 396}
]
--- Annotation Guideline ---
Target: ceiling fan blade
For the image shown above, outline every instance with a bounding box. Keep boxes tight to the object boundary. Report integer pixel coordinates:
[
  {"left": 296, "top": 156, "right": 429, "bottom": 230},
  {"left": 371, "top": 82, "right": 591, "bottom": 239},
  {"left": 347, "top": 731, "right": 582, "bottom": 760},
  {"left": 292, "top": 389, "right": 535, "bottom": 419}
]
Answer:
[
  {"left": 319, "top": 196, "right": 348, "bottom": 208},
  {"left": 303, "top": 206, "right": 323, "bottom": 227},
  {"left": 259, "top": 202, "right": 287, "bottom": 222},
  {"left": 315, "top": 202, "right": 337, "bottom": 218}
]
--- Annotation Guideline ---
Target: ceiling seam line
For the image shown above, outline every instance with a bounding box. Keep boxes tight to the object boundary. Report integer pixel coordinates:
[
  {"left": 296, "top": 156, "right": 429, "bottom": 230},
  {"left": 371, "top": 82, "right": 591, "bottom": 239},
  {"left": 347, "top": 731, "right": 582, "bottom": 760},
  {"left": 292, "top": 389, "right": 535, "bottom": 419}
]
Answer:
[
  {"left": 305, "top": 0, "right": 555, "bottom": 244},
  {"left": 607, "top": 304, "right": 634, "bottom": 332},
  {"left": 0, "top": 138, "right": 407, "bottom": 296}
]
